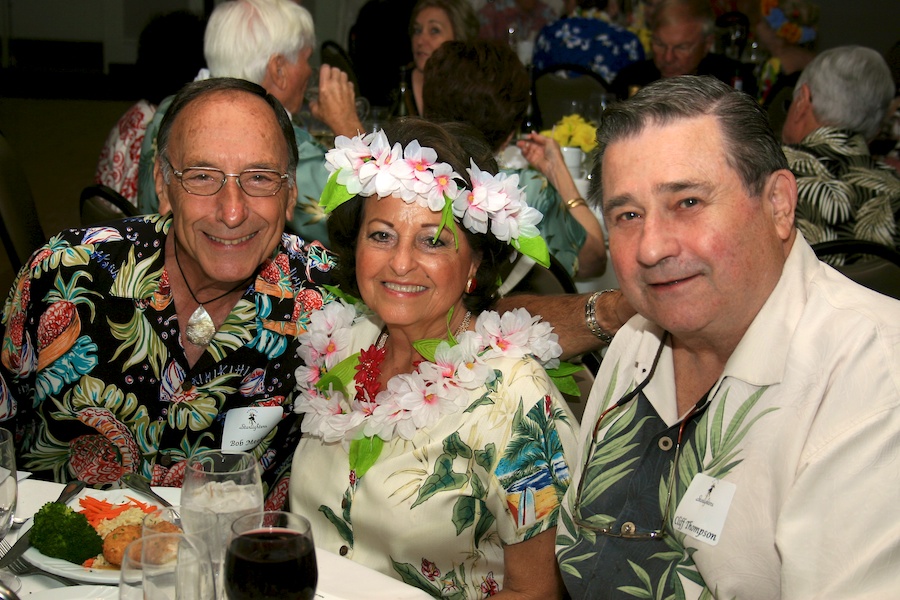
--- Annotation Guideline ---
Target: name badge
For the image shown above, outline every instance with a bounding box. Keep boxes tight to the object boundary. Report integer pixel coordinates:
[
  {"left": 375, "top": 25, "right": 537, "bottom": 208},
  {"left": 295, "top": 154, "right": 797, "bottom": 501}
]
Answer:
[
  {"left": 672, "top": 473, "right": 736, "bottom": 546},
  {"left": 221, "top": 406, "right": 281, "bottom": 454}
]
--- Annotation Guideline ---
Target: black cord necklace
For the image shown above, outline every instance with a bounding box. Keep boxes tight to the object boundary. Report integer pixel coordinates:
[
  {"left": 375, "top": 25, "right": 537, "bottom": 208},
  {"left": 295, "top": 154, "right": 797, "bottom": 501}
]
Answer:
[{"left": 173, "top": 237, "right": 253, "bottom": 346}]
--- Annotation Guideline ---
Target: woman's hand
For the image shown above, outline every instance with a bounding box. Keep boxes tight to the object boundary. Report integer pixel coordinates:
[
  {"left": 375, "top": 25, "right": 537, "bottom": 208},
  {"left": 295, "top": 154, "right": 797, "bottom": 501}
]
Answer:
[
  {"left": 518, "top": 132, "right": 608, "bottom": 277},
  {"left": 311, "top": 64, "right": 365, "bottom": 138},
  {"left": 517, "top": 132, "right": 569, "bottom": 190}
]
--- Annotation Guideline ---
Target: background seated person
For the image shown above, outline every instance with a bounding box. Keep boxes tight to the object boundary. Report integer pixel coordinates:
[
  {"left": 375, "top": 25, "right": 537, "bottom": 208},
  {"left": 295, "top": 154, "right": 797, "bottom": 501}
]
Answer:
[
  {"left": 407, "top": 0, "right": 480, "bottom": 116},
  {"left": 137, "top": 0, "right": 362, "bottom": 247},
  {"left": 0, "top": 78, "right": 334, "bottom": 511},
  {"left": 423, "top": 40, "right": 608, "bottom": 278},
  {"left": 533, "top": 0, "right": 645, "bottom": 85},
  {"left": 781, "top": 45, "right": 899, "bottom": 262},
  {"left": 291, "top": 118, "right": 575, "bottom": 599},
  {"left": 95, "top": 10, "right": 206, "bottom": 207},
  {"left": 611, "top": 0, "right": 757, "bottom": 99}
]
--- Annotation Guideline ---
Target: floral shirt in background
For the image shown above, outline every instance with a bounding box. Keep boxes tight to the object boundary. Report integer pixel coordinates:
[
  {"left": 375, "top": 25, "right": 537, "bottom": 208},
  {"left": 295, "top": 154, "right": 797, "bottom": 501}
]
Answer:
[
  {"left": 533, "top": 9, "right": 645, "bottom": 84},
  {"left": 785, "top": 127, "right": 900, "bottom": 263},
  {"left": 0, "top": 214, "right": 336, "bottom": 509},
  {"left": 95, "top": 100, "right": 156, "bottom": 207}
]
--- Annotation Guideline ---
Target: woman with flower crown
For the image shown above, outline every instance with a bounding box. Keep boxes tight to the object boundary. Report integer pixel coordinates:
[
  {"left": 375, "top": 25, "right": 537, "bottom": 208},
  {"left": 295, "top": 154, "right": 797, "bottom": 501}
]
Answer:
[{"left": 289, "top": 118, "right": 577, "bottom": 598}]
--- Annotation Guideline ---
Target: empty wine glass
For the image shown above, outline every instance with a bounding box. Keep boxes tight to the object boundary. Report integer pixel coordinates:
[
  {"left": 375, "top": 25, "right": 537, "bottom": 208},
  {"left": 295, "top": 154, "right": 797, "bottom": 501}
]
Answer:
[
  {"left": 0, "top": 429, "right": 19, "bottom": 593},
  {"left": 225, "top": 511, "right": 317, "bottom": 600},
  {"left": 119, "top": 533, "right": 215, "bottom": 600}
]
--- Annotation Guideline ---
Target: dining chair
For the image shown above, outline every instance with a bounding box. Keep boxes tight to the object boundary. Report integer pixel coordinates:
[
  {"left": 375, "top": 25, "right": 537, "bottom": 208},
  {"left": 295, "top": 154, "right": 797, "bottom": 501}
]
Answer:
[
  {"left": 812, "top": 239, "right": 900, "bottom": 300},
  {"left": 79, "top": 183, "right": 138, "bottom": 227},
  {"left": 0, "top": 132, "right": 44, "bottom": 273},
  {"left": 533, "top": 64, "right": 613, "bottom": 130}
]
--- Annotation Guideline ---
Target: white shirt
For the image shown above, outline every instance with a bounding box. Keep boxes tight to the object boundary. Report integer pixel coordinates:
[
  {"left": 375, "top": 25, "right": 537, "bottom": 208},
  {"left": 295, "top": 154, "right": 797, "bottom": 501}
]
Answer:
[{"left": 557, "top": 237, "right": 900, "bottom": 599}]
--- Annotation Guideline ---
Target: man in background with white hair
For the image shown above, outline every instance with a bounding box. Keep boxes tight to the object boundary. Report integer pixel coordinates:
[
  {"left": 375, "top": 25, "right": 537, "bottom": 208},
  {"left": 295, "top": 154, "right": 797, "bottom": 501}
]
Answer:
[
  {"left": 781, "top": 45, "right": 900, "bottom": 261},
  {"left": 137, "top": 0, "right": 362, "bottom": 246}
]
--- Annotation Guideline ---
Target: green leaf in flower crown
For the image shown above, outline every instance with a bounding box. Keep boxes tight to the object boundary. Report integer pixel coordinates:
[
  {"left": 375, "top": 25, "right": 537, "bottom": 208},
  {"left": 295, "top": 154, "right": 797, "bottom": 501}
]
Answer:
[
  {"left": 552, "top": 374, "right": 581, "bottom": 397},
  {"left": 514, "top": 235, "right": 550, "bottom": 268},
  {"left": 319, "top": 171, "right": 355, "bottom": 213},
  {"left": 547, "top": 361, "right": 585, "bottom": 378},
  {"left": 315, "top": 352, "right": 361, "bottom": 395},
  {"left": 437, "top": 195, "right": 460, "bottom": 248},
  {"left": 321, "top": 284, "right": 361, "bottom": 305},
  {"left": 413, "top": 338, "right": 442, "bottom": 362},
  {"left": 349, "top": 436, "right": 384, "bottom": 479}
]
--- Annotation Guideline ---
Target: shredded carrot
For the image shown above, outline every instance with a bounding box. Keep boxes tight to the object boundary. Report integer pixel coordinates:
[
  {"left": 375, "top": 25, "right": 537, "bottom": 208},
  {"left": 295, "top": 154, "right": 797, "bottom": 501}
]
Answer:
[
  {"left": 124, "top": 497, "right": 157, "bottom": 514},
  {"left": 78, "top": 495, "right": 159, "bottom": 527},
  {"left": 83, "top": 557, "right": 95, "bottom": 568}
]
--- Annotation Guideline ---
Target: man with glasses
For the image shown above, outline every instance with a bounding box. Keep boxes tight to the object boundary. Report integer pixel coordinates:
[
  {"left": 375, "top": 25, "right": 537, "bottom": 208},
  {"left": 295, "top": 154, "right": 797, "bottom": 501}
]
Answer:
[
  {"left": 556, "top": 76, "right": 900, "bottom": 598},
  {"left": 0, "top": 78, "right": 335, "bottom": 511},
  {"left": 610, "top": 0, "right": 757, "bottom": 99}
]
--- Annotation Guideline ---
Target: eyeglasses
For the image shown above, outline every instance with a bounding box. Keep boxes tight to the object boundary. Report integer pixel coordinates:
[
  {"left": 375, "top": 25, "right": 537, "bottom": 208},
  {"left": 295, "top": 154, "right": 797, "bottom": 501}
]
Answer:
[
  {"left": 170, "top": 165, "right": 290, "bottom": 197},
  {"left": 651, "top": 38, "right": 704, "bottom": 58},
  {"left": 571, "top": 333, "right": 707, "bottom": 540}
]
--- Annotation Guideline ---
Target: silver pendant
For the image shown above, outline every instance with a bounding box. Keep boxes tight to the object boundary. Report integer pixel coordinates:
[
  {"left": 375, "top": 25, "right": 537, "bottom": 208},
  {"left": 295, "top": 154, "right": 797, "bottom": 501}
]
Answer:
[{"left": 186, "top": 304, "right": 216, "bottom": 346}]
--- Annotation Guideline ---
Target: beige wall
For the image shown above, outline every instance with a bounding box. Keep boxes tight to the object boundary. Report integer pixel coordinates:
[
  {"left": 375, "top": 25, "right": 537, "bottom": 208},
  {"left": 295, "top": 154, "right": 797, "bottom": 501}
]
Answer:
[{"left": 0, "top": 98, "right": 132, "bottom": 292}]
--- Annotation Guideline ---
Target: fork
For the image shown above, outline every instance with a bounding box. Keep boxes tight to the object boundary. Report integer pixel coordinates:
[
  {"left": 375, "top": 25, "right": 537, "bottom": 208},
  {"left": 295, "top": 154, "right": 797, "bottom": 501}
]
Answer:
[{"left": 0, "top": 539, "right": 80, "bottom": 586}]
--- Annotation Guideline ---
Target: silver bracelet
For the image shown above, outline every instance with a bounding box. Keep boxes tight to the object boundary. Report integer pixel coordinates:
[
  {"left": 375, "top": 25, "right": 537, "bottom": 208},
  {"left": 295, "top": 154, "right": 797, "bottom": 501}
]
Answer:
[{"left": 585, "top": 289, "right": 616, "bottom": 344}]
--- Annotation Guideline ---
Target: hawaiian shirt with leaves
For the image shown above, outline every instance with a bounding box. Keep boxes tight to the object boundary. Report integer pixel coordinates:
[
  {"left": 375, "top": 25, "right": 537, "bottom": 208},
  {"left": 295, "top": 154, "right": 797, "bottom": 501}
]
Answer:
[
  {"left": 557, "top": 239, "right": 900, "bottom": 599},
  {"left": 785, "top": 126, "right": 900, "bottom": 264},
  {"left": 0, "top": 214, "right": 335, "bottom": 510},
  {"left": 291, "top": 319, "right": 579, "bottom": 599}
]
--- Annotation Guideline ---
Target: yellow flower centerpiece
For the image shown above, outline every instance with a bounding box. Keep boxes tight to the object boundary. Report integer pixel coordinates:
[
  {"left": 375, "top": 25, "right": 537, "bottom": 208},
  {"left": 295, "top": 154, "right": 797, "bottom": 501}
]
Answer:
[{"left": 541, "top": 114, "right": 597, "bottom": 153}]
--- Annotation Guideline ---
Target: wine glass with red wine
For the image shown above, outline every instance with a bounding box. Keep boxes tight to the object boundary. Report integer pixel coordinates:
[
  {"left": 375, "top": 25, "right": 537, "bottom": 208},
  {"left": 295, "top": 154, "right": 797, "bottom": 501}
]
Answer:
[{"left": 225, "top": 510, "right": 317, "bottom": 600}]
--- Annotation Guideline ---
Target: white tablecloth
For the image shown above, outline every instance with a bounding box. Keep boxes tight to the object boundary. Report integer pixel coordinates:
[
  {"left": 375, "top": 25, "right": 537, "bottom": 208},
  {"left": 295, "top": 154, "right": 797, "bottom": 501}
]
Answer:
[{"left": 8, "top": 479, "right": 430, "bottom": 599}]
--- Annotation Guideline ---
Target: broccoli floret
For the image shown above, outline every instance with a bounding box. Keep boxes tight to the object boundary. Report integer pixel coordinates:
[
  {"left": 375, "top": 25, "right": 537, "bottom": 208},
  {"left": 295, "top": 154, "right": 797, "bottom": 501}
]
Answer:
[{"left": 30, "top": 501, "right": 102, "bottom": 565}]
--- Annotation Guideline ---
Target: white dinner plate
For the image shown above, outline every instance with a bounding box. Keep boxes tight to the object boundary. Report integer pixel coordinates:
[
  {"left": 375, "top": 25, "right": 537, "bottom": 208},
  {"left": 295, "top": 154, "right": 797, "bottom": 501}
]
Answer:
[
  {"left": 21, "top": 488, "right": 173, "bottom": 585},
  {"left": 27, "top": 585, "right": 117, "bottom": 600}
]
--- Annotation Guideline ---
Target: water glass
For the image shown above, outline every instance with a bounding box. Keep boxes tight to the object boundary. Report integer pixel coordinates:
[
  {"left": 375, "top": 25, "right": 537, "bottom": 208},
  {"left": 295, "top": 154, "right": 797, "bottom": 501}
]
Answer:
[
  {"left": 225, "top": 511, "right": 317, "bottom": 600},
  {"left": 180, "top": 451, "right": 263, "bottom": 527},
  {"left": 181, "top": 451, "right": 263, "bottom": 597},
  {"left": 118, "top": 533, "right": 215, "bottom": 600}
]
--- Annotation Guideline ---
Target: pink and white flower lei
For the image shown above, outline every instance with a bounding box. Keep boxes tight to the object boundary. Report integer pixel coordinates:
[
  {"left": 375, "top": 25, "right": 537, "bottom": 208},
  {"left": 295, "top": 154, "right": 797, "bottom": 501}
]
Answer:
[
  {"left": 293, "top": 301, "right": 562, "bottom": 447},
  {"left": 324, "top": 130, "right": 544, "bottom": 245}
]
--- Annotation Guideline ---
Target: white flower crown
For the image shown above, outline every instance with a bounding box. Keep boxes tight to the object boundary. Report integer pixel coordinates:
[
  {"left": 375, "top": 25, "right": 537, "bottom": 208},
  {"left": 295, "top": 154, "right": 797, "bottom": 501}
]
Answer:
[{"left": 319, "top": 130, "right": 550, "bottom": 267}]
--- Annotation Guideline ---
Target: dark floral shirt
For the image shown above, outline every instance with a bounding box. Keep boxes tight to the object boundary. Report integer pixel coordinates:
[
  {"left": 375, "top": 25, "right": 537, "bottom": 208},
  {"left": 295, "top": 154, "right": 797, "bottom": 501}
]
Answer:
[{"left": 0, "top": 214, "right": 336, "bottom": 510}]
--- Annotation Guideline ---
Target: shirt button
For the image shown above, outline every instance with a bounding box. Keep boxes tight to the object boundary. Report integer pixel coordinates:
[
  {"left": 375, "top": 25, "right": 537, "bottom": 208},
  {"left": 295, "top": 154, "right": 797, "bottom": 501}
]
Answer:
[
  {"left": 339, "top": 545, "right": 349, "bottom": 556},
  {"left": 159, "top": 454, "right": 173, "bottom": 467},
  {"left": 620, "top": 522, "right": 637, "bottom": 535},
  {"left": 658, "top": 436, "right": 673, "bottom": 451}
]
